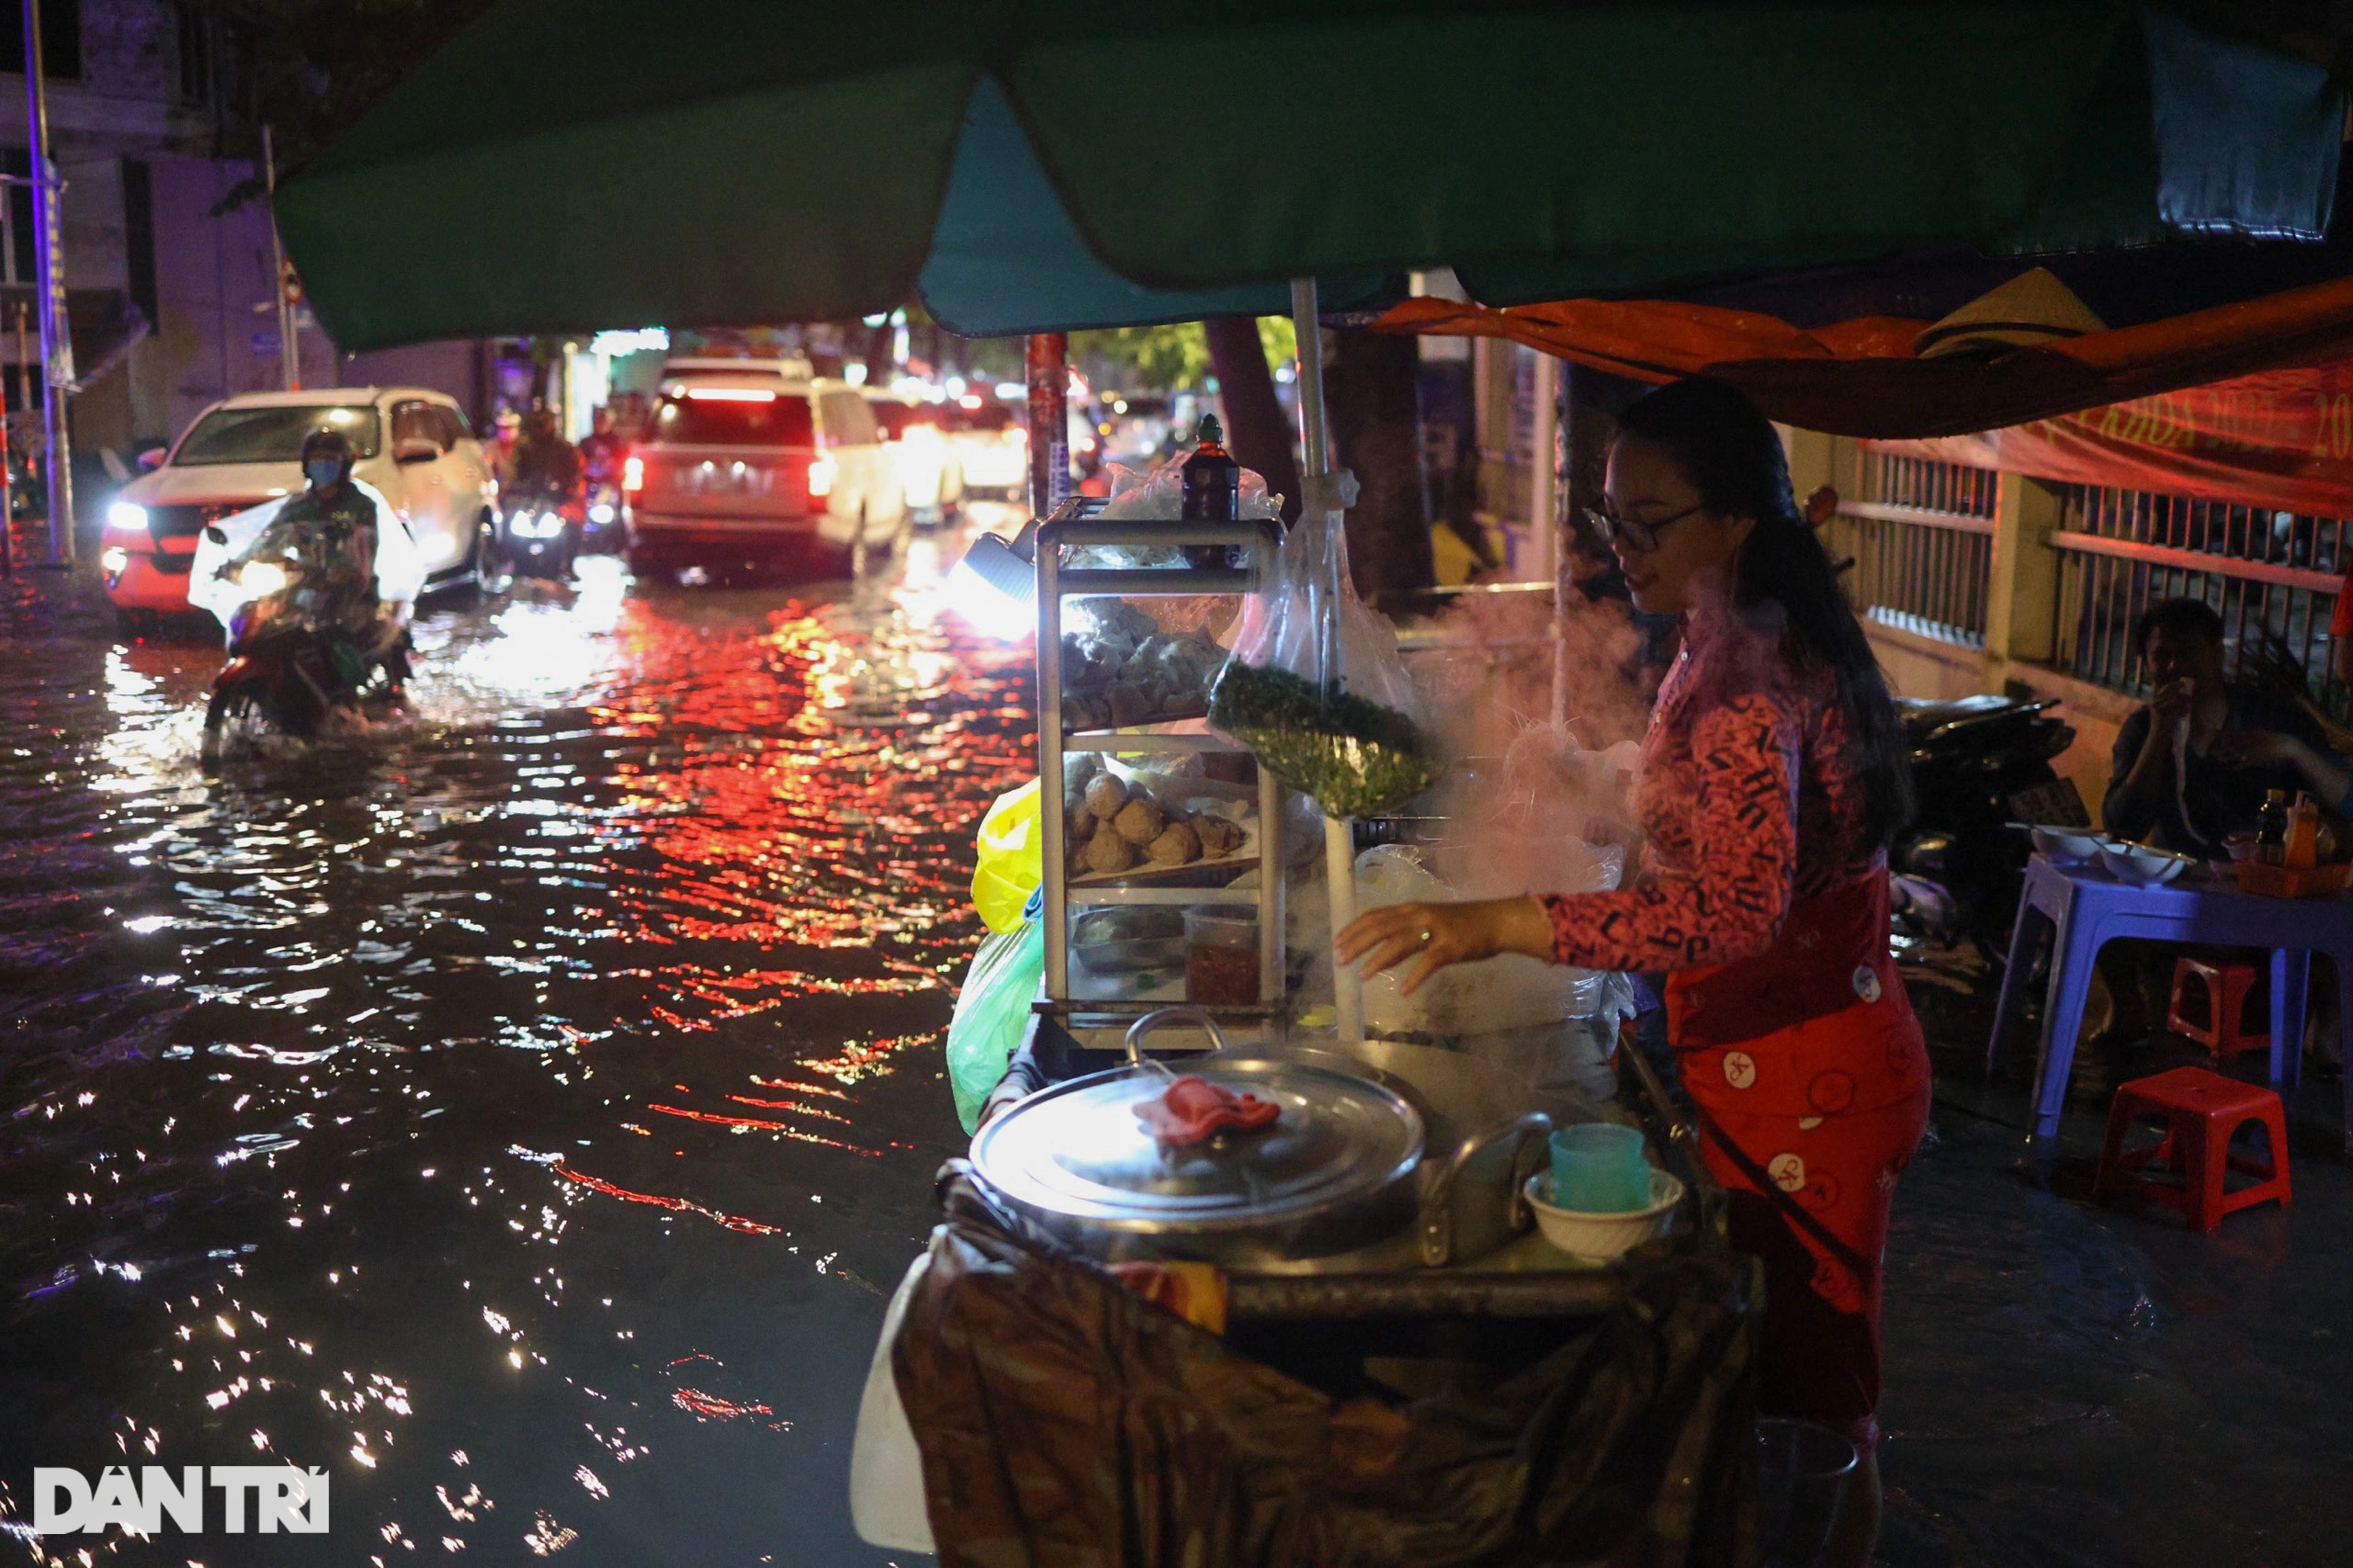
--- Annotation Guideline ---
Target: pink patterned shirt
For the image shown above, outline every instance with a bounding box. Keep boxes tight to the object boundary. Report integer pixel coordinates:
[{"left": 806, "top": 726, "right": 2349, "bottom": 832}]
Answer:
[{"left": 1540, "top": 617, "right": 1882, "bottom": 973}]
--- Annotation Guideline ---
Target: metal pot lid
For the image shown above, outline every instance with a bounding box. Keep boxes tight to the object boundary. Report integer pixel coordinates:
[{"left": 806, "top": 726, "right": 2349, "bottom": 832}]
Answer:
[{"left": 970, "top": 1057, "right": 1424, "bottom": 1235}]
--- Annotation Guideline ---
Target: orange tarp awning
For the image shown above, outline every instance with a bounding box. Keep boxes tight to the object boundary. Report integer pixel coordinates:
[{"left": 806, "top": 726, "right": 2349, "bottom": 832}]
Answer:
[{"left": 1376, "top": 275, "right": 2353, "bottom": 440}]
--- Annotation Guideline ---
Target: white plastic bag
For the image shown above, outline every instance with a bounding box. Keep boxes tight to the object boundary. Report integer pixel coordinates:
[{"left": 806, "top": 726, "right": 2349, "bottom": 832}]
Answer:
[
  {"left": 1354, "top": 844, "right": 1602, "bottom": 1036},
  {"left": 187, "top": 479, "right": 425, "bottom": 635},
  {"left": 847, "top": 1250, "right": 936, "bottom": 1552}
]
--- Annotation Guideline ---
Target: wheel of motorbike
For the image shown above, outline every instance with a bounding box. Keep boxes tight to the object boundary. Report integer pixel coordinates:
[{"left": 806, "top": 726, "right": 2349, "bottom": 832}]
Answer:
[{"left": 200, "top": 683, "right": 259, "bottom": 763}]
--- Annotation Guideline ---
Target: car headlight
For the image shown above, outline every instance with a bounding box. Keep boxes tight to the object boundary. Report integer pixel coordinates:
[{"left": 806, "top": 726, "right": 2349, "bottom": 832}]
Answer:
[
  {"left": 107, "top": 501, "right": 149, "bottom": 533},
  {"left": 239, "top": 560, "right": 288, "bottom": 596},
  {"left": 100, "top": 547, "right": 129, "bottom": 577}
]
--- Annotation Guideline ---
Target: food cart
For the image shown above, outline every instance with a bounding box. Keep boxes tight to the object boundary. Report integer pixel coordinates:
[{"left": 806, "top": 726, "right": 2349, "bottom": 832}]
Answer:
[{"left": 856, "top": 492, "right": 1763, "bottom": 1568}]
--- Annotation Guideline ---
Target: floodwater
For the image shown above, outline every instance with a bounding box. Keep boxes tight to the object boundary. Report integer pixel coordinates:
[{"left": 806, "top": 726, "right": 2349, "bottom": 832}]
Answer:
[{"left": 0, "top": 544, "right": 1031, "bottom": 1564}]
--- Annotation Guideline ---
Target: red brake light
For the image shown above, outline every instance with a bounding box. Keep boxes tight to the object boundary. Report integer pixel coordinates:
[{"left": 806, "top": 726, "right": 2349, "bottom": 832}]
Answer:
[{"left": 808, "top": 455, "right": 837, "bottom": 498}]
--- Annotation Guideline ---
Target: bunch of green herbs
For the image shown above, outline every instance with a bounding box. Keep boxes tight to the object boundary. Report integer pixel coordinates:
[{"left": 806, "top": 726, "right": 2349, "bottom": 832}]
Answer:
[{"left": 1208, "top": 661, "right": 1435, "bottom": 818}]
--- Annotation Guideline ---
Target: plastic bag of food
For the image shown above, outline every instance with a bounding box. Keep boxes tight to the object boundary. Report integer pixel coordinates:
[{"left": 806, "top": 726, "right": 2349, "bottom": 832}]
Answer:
[
  {"left": 945, "top": 899, "right": 1045, "bottom": 1134},
  {"left": 1208, "top": 479, "right": 1435, "bottom": 818},
  {"left": 972, "top": 779, "right": 1043, "bottom": 934},
  {"left": 1354, "top": 845, "right": 1601, "bottom": 1035}
]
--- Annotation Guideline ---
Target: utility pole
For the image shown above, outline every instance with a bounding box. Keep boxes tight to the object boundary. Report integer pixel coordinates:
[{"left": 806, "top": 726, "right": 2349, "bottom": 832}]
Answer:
[
  {"left": 20, "top": 0, "right": 73, "bottom": 566},
  {"left": 261, "top": 125, "right": 299, "bottom": 390},
  {"left": 1024, "top": 333, "right": 1069, "bottom": 521}
]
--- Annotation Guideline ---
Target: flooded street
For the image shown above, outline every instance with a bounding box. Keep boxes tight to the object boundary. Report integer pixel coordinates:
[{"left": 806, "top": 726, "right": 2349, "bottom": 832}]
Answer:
[{"left": 0, "top": 545, "right": 1030, "bottom": 1563}]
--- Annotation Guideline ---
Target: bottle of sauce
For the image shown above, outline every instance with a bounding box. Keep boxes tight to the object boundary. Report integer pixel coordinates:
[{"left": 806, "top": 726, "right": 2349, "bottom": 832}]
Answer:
[
  {"left": 1181, "top": 415, "right": 1239, "bottom": 522},
  {"left": 2257, "top": 788, "right": 2290, "bottom": 865},
  {"left": 2286, "top": 791, "right": 2322, "bottom": 871}
]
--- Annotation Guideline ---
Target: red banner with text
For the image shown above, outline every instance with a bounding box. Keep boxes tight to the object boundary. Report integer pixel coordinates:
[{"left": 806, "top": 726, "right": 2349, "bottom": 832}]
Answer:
[{"left": 1873, "top": 361, "right": 2353, "bottom": 520}]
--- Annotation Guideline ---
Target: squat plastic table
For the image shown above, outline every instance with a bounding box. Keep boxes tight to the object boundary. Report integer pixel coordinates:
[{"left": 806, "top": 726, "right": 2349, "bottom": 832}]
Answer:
[{"left": 1985, "top": 853, "right": 2353, "bottom": 1153}]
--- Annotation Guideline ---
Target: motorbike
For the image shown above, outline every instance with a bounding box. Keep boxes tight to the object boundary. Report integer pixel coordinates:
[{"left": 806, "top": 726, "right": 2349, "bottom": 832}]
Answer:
[
  {"left": 498, "top": 482, "right": 583, "bottom": 580},
  {"left": 1888, "top": 692, "right": 2080, "bottom": 964},
  {"left": 194, "top": 528, "right": 413, "bottom": 762},
  {"left": 582, "top": 479, "right": 625, "bottom": 555}
]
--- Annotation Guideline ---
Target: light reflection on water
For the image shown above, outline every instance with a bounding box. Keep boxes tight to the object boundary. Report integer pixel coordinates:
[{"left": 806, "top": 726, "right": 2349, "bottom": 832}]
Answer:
[{"left": 0, "top": 545, "right": 1031, "bottom": 1562}]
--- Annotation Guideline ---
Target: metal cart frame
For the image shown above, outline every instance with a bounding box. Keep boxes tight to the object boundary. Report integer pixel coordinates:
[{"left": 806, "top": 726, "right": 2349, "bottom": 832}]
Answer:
[{"left": 1034, "top": 497, "right": 1289, "bottom": 1043}]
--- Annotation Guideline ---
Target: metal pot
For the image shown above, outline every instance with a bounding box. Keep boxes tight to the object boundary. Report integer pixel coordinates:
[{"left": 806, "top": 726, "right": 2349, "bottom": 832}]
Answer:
[
  {"left": 969, "top": 1010, "right": 1426, "bottom": 1268},
  {"left": 967, "top": 1010, "right": 1556, "bottom": 1272}
]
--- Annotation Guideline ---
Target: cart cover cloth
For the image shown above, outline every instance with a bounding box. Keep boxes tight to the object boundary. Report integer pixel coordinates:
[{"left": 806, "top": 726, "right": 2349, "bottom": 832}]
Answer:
[
  {"left": 892, "top": 1175, "right": 1761, "bottom": 1568},
  {"left": 276, "top": 2, "right": 2340, "bottom": 349}
]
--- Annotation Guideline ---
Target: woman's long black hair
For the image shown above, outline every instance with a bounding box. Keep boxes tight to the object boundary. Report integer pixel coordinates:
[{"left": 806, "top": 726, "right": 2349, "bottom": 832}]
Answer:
[{"left": 1616, "top": 377, "right": 1915, "bottom": 849}]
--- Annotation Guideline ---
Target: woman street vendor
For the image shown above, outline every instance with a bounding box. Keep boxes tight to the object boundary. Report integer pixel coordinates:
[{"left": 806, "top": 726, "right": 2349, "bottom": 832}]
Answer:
[{"left": 1338, "top": 377, "right": 1929, "bottom": 1568}]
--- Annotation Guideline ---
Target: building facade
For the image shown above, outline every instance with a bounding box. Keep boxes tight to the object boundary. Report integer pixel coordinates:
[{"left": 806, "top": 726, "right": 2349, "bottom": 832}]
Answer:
[{"left": 0, "top": 0, "right": 480, "bottom": 506}]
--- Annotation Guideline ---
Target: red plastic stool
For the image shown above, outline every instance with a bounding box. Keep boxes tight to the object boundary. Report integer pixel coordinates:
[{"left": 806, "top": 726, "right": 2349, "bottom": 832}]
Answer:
[
  {"left": 2166, "top": 956, "right": 2268, "bottom": 1060},
  {"left": 2097, "top": 1066, "right": 2291, "bottom": 1231}
]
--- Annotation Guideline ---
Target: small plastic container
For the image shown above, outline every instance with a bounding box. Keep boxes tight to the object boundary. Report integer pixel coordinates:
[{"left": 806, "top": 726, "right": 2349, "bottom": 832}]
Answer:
[
  {"left": 1549, "top": 1122, "right": 1650, "bottom": 1212},
  {"left": 1523, "top": 1168, "right": 1684, "bottom": 1262},
  {"left": 1182, "top": 910, "right": 1260, "bottom": 1006}
]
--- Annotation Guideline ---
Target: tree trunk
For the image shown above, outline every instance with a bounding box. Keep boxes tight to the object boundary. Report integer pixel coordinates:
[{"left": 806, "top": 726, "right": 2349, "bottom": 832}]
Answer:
[
  {"left": 1324, "top": 325, "right": 1434, "bottom": 600},
  {"left": 1202, "top": 315, "right": 1300, "bottom": 525}
]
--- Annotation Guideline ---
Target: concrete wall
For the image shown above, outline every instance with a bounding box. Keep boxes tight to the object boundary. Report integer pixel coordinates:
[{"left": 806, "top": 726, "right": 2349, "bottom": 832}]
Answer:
[
  {"left": 141, "top": 154, "right": 276, "bottom": 440},
  {"left": 342, "top": 342, "right": 488, "bottom": 423}
]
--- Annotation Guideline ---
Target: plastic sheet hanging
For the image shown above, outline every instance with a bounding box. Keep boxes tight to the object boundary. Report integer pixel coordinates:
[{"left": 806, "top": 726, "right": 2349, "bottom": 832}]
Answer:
[
  {"left": 945, "top": 890, "right": 1045, "bottom": 1134},
  {"left": 1208, "top": 473, "right": 1436, "bottom": 818}
]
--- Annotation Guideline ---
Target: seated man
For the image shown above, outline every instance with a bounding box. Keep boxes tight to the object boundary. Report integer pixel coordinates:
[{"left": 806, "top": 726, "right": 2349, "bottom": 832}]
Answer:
[
  {"left": 2103, "top": 597, "right": 2349, "bottom": 855},
  {"left": 2093, "top": 597, "right": 2351, "bottom": 1070}
]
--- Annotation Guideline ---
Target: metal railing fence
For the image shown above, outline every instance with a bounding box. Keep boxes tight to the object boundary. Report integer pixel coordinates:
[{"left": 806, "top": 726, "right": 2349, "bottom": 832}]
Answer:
[
  {"left": 1830, "top": 452, "right": 1996, "bottom": 646},
  {"left": 2047, "top": 485, "right": 2346, "bottom": 715}
]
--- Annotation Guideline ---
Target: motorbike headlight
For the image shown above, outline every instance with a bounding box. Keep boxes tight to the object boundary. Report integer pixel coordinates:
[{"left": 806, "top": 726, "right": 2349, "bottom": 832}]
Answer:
[
  {"left": 588, "top": 502, "right": 616, "bottom": 525},
  {"left": 107, "top": 501, "right": 148, "bottom": 533},
  {"left": 239, "top": 560, "right": 288, "bottom": 596},
  {"left": 100, "top": 547, "right": 129, "bottom": 577}
]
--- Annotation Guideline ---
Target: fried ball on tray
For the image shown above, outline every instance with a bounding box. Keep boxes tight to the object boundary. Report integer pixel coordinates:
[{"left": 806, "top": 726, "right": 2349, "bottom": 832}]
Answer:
[
  {"left": 1113, "top": 798, "right": 1166, "bottom": 846},
  {"left": 1148, "top": 821, "right": 1201, "bottom": 866},
  {"left": 1083, "top": 773, "right": 1128, "bottom": 820},
  {"left": 1083, "top": 825, "right": 1137, "bottom": 875}
]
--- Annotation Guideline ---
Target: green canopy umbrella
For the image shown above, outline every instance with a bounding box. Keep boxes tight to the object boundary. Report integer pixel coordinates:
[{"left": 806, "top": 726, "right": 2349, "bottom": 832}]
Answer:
[
  {"left": 277, "top": 0, "right": 2342, "bottom": 1047},
  {"left": 279, "top": 1, "right": 2342, "bottom": 350}
]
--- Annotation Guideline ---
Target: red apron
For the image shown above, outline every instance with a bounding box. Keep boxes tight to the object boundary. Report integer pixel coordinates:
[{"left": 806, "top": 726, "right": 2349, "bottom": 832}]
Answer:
[{"left": 1664, "top": 867, "right": 1931, "bottom": 1447}]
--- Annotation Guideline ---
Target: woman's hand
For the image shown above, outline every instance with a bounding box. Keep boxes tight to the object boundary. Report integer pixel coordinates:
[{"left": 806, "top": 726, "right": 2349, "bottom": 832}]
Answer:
[{"left": 1334, "top": 897, "right": 1555, "bottom": 998}]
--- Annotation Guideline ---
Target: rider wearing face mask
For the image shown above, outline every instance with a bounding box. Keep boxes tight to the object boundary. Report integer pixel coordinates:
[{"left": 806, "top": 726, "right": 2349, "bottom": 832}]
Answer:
[{"left": 230, "top": 426, "right": 412, "bottom": 692}]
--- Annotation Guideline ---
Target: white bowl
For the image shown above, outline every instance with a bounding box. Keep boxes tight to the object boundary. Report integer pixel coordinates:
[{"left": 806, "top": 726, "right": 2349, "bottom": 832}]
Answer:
[
  {"left": 1523, "top": 1168, "right": 1685, "bottom": 1262},
  {"left": 2098, "top": 842, "right": 2191, "bottom": 886},
  {"left": 2028, "top": 825, "right": 2103, "bottom": 863}
]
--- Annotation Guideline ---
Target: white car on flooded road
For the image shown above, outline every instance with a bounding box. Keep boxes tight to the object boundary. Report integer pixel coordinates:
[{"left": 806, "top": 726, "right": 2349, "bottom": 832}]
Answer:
[{"left": 100, "top": 388, "right": 497, "bottom": 631}]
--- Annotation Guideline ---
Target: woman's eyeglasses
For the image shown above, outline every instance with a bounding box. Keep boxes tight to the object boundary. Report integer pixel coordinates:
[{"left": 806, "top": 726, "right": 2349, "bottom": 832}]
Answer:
[{"left": 1582, "top": 501, "right": 1705, "bottom": 554}]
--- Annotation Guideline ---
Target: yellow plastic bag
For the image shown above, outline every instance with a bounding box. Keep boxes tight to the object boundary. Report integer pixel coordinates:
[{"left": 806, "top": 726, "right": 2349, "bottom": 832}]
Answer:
[{"left": 971, "top": 778, "right": 1043, "bottom": 934}]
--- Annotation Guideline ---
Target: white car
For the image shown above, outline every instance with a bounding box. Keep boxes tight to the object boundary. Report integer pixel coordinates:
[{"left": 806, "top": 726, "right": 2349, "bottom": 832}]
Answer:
[
  {"left": 626, "top": 359, "right": 906, "bottom": 576},
  {"left": 101, "top": 388, "right": 496, "bottom": 627},
  {"left": 865, "top": 389, "right": 963, "bottom": 526}
]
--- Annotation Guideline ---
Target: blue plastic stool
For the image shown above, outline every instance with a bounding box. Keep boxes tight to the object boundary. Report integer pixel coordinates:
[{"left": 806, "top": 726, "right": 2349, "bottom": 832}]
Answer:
[{"left": 1985, "top": 854, "right": 2353, "bottom": 1153}]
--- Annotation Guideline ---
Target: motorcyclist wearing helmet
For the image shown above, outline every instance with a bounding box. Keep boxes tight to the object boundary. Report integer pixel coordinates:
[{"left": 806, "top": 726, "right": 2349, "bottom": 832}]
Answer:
[
  {"left": 507, "top": 406, "right": 584, "bottom": 497},
  {"left": 227, "top": 427, "right": 413, "bottom": 694}
]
